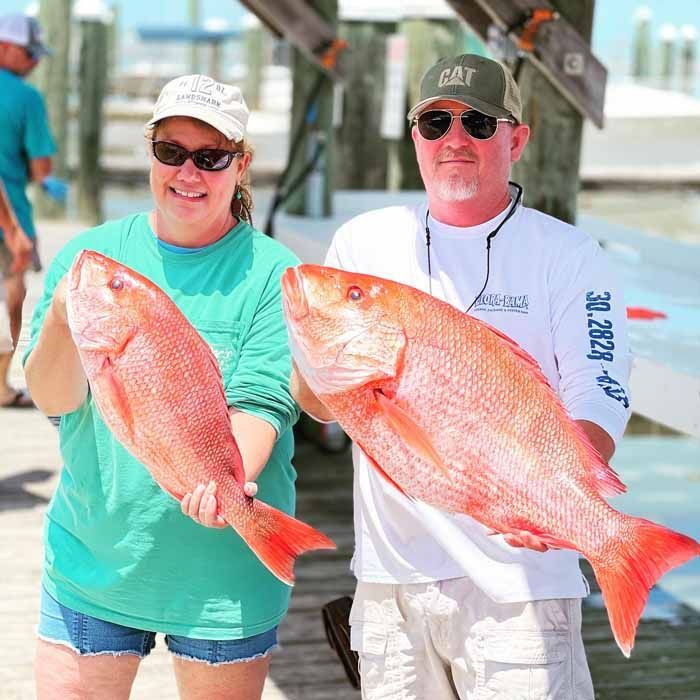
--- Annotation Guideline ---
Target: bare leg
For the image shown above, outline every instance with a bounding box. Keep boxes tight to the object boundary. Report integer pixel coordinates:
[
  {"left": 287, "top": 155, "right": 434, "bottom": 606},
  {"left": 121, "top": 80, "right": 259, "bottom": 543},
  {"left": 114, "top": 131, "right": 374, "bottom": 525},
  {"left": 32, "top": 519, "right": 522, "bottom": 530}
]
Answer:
[
  {"left": 0, "top": 274, "right": 28, "bottom": 405},
  {"left": 35, "top": 638, "right": 141, "bottom": 700},
  {"left": 0, "top": 351, "right": 13, "bottom": 403},
  {"left": 172, "top": 654, "right": 271, "bottom": 700},
  {"left": 4, "top": 273, "right": 26, "bottom": 346}
]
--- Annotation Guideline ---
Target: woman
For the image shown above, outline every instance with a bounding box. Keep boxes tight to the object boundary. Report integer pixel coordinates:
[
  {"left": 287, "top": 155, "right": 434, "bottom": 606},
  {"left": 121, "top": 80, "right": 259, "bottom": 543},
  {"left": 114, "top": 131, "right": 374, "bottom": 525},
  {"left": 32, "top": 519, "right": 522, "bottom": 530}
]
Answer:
[{"left": 24, "top": 75, "right": 300, "bottom": 699}]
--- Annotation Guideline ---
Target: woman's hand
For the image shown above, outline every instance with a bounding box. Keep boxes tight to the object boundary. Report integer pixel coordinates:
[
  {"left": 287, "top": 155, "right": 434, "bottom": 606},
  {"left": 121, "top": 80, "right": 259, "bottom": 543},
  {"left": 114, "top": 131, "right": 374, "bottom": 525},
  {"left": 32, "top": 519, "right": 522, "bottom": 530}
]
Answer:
[
  {"left": 49, "top": 277, "right": 69, "bottom": 325},
  {"left": 180, "top": 480, "right": 258, "bottom": 528},
  {"left": 487, "top": 529, "right": 552, "bottom": 553}
]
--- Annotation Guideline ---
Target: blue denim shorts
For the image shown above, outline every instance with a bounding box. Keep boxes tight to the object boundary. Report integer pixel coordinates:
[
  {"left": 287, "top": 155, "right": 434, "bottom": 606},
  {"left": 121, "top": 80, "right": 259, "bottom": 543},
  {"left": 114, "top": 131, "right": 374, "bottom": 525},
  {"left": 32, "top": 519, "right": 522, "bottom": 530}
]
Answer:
[{"left": 38, "top": 586, "right": 278, "bottom": 664}]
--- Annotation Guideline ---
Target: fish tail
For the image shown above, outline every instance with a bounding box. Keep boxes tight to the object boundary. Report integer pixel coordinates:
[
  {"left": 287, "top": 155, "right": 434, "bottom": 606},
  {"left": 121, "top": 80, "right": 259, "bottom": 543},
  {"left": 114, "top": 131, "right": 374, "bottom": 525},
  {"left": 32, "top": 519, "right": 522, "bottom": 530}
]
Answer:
[
  {"left": 592, "top": 518, "right": 700, "bottom": 657},
  {"left": 236, "top": 500, "right": 336, "bottom": 586}
]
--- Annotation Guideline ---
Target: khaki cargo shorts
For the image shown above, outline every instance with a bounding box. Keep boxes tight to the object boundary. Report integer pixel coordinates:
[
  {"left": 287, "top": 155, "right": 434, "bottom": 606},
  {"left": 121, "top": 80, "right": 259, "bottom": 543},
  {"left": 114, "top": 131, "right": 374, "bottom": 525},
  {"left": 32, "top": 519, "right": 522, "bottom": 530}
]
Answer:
[
  {"left": 350, "top": 578, "right": 594, "bottom": 700},
  {"left": 0, "top": 237, "right": 42, "bottom": 277}
]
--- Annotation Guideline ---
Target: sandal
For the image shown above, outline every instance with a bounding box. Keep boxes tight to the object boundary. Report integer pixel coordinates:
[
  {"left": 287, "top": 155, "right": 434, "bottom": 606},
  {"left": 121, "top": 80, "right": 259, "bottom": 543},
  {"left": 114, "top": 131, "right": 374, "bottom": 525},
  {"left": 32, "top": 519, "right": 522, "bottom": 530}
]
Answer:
[{"left": 0, "top": 389, "right": 35, "bottom": 409}]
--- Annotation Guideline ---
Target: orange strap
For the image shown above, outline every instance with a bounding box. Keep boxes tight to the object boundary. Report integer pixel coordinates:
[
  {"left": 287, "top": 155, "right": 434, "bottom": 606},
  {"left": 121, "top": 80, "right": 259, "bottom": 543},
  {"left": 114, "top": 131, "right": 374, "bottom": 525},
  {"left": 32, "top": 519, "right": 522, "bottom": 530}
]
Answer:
[
  {"left": 318, "top": 38, "right": 348, "bottom": 71},
  {"left": 516, "top": 9, "right": 558, "bottom": 52}
]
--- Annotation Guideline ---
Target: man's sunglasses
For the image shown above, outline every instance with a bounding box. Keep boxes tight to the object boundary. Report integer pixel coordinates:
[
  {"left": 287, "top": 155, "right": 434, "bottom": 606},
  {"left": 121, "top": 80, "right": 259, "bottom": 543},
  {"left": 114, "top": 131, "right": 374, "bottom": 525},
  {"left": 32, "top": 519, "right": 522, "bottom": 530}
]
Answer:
[
  {"left": 414, "top": 109, "right": 515, "bottom": 141},
  {"left": 150, "top": 140, "right": 242, "bottom": 171}
]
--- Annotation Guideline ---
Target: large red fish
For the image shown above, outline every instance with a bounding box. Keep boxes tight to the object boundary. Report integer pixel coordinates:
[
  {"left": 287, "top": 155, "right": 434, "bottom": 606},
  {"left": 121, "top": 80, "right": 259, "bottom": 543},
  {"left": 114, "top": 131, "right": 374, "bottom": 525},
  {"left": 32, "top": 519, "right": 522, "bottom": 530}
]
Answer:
[
  {"left": 281, "top": 264, "right": 700, "bottom": 656},
  {"left": 66, "top": 250, "right": 334, "bottom": 585}
]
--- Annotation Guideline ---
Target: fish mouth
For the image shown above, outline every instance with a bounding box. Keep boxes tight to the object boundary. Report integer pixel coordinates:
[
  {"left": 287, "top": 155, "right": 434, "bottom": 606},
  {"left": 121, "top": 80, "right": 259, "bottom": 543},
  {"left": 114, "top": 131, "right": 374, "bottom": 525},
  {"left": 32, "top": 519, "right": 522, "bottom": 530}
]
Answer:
[
  {"left": 69, "top": 249, "right": 111, "bottom": 293},
  {"left": 69, "top": 250, "right": 90, "bottom": 293},
  {"left": 281, "top": 267, "right": 309, "bottom": 321}
]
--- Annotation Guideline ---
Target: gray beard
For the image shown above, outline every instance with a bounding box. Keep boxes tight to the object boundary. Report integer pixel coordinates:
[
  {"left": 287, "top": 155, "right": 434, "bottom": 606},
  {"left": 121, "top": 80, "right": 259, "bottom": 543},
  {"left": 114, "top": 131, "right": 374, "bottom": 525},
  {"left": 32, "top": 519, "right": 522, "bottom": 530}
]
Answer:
[{"left": 432, "top": 173, "right": 478, "bottom": 202}]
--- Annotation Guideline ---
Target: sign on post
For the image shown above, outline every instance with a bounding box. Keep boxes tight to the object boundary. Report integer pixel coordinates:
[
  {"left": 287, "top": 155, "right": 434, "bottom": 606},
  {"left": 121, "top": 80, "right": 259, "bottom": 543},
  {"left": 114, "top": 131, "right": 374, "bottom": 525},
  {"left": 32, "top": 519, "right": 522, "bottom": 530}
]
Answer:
[{"left": 381, "top": 35, "right": 408, "bottom": 140}]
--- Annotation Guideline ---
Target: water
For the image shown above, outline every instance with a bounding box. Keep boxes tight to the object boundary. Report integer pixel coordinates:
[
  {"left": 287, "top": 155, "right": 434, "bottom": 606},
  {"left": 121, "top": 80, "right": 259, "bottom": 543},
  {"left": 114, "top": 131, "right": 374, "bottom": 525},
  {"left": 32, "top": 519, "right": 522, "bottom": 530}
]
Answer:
[
  {"left": 579, "top": 189, "right": 700, "bottom": 246},
  {"left": 609, "top": 436, "right": 700, "bottom": 612}
]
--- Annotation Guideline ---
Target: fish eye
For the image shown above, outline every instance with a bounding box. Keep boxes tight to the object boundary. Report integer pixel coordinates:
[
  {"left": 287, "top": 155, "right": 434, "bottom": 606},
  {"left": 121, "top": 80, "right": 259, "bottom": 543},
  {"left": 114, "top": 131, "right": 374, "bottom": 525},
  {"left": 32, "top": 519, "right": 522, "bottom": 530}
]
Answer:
[
  {"left": 347, "top": 286, "right": 363, "bottom": 302},
  {"left": 110, "top": 278, "right": 124, "bottom": 291}
]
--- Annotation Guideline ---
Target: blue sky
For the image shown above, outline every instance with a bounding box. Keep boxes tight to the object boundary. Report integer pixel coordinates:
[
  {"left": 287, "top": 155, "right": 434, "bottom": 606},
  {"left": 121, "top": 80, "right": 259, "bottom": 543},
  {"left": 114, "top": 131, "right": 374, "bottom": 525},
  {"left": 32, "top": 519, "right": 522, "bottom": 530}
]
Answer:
[{"left": 3, "top": 0, "right": 699, "bottom": 75}]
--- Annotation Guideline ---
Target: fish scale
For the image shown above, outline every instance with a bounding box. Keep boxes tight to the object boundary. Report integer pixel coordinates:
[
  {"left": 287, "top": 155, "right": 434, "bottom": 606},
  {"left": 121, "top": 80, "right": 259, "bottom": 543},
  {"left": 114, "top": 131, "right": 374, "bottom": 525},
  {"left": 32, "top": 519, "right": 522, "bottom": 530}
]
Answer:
[
  {"left": 67, "top": 250, "right": 335, "bottom": 586},
  {"left": 282, "top": 263, "right": 700, "bottom": 656}
]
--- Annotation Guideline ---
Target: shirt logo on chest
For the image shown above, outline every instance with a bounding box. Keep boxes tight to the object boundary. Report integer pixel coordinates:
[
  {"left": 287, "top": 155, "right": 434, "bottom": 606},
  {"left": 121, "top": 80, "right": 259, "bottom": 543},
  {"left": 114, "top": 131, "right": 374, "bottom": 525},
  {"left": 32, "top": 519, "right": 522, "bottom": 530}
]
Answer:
[{"left": 473, "top": 292, "right": 530, "bottom": 314}]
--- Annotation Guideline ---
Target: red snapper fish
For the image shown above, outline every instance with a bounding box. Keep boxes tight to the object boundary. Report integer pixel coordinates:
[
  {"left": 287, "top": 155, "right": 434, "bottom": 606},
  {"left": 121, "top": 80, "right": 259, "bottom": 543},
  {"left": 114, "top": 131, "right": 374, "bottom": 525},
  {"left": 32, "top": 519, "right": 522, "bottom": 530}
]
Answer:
[
  {"left": 281, "top": 264, "right": 700, "bottom": 655},
  {"left": 66, "top": 250, "right": 334, "bottom": 585}
]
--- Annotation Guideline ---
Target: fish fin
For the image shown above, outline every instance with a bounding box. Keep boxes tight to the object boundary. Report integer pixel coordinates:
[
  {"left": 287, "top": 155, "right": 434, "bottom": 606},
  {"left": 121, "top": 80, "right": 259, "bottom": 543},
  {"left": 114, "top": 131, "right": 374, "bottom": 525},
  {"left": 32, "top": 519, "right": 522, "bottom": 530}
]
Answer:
[
  {"left": 97, "top": 358, "right": 135, "bottom": 437},
  {"left": 374, "top": 391, "right": 452, "bottom": 482},
  {"left": 233, "top": 501, "right": 336, "bottom": 585},
  {"left": 505, "top": 527, "right": 578, "bottom": 552},
  {"left": 358, "top": 443, "right": 414, "bottom": 500},
  {"left": 591, "top": 518, "right": 700, "bottom": 657},
  {"left": 479, "top": 320, "right": 546, "bottom": 375},
  {"left": 570, "top": 421, "right": 627, "bottom": 497},
  {"left": 153, "top": 478, "right": 185, "bottom": 503},
  {"left": 479, "top": 319, "right": 628, "bottom": 498}
]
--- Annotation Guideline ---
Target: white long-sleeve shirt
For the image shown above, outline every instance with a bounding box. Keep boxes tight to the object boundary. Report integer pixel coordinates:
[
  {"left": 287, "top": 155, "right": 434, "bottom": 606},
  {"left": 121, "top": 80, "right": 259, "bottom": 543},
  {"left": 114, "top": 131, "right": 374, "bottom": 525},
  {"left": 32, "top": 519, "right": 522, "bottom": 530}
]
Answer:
[{"left": 325, "top": 195, "right": 632, "bottom": 602}]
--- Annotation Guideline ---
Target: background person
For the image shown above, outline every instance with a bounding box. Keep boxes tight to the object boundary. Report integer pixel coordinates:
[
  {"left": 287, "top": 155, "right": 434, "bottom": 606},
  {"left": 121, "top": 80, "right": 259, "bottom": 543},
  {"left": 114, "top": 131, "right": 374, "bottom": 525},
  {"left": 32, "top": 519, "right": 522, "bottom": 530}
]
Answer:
[
  {"left": 0, "top": 13, "right": 65, "bottom": 409},
  {"left": 25, "top": 74, "right": 300, "bottom": 700},
  {"left": 292, "top": 54, "right": 631, "bottom": 699}
]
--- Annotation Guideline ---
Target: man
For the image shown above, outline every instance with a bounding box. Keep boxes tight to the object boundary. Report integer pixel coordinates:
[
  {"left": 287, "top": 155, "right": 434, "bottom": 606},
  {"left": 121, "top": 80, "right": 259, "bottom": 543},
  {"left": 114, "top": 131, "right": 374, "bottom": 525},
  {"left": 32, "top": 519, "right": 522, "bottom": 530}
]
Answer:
[
  {"left": 292, "top": 54, "right": 631, "bottom": 699},
  {"left": 0, "top": 13, "right": 60, "bottom": 408}
]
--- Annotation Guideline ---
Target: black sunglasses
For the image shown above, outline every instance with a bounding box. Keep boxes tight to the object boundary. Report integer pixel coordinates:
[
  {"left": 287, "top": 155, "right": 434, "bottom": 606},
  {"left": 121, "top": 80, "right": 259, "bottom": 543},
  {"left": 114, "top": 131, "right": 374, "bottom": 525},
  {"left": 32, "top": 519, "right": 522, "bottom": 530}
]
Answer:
[
  {"left": 415, "top": 109, "right": 515, "bottom": 142},
  {"left": 150, "top": 140, "right": 242, "bottom": 171}
]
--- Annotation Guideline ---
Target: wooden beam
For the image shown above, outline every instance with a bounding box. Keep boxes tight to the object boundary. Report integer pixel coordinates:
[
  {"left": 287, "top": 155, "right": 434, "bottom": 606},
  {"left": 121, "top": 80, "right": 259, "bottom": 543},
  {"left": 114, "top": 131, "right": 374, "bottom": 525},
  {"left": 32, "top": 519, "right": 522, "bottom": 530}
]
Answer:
[
  {"left": 511, "top": 0, "right": 595, "bottom": 225},
  {"left": 446, "top": 0, "right": 606, "bottom": 127},
  {"left": 238, "top": 0, "right": 346, "bottom": 79}
]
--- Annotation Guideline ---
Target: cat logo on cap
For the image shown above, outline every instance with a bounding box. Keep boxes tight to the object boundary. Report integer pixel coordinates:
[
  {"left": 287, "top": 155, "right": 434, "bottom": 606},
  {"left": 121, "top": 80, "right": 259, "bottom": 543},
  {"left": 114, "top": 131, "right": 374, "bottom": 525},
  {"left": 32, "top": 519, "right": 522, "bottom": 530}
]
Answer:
[{"left": 438, "top": 66, "right": 477, "bottom": 88}]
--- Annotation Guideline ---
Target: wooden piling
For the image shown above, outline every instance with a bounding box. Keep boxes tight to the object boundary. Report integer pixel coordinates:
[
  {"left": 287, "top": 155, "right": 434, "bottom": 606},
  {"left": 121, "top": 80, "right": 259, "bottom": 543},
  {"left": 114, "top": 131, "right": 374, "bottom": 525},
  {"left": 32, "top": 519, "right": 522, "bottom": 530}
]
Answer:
[
  {"left": 334, "top": 21, "right": 396, "bottom": 190},
  {"left": 284, "top": 0, "right": 337, "bottom": 218},
  {"left": 680, "top": 25, "right": 698, "bottom": 95},
  {"left": 243, "top": 13, "right": 268, "bottom": 111},
  {"left": 32, "top": 0, "right": 72, "bottom": 219},
  {"left": 77, "top": 18, "right": 109, "bottom": 225},
  {"left": 188, "top": 0, "right": 201, "bottom": 74},
  {"left": 659, "top": 24, "right": 678, "bottom": 90},
  {"left": 631, "top": 6, "right": 652, "bottom": 81}
]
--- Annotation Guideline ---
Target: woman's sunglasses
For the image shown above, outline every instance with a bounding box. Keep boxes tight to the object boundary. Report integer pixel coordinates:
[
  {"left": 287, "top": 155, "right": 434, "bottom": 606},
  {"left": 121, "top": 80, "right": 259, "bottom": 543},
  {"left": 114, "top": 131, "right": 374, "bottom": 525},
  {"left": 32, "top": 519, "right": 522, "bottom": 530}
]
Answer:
[
  {"left": 414, "top": 109, "right": 515, "bottom": 142},
  {"left": 151, "top": 140, "right": 242, "bottom": 171}
]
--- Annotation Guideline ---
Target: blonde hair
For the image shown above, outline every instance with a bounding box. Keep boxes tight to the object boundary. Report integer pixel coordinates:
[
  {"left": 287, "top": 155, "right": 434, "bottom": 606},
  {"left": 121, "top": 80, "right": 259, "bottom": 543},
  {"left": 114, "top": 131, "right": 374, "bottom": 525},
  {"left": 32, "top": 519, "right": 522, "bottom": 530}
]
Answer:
[{"left": 145, "top": 119, "right": 254, "bottom": 225}]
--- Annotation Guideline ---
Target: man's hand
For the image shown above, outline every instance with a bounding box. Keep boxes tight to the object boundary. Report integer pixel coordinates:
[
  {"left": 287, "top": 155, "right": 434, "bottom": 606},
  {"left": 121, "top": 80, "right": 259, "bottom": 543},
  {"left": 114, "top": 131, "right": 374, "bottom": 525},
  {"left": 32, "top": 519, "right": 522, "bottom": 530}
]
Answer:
[
  {"left": 41, "top": 176, "right": 69, "bottom": 203},
  {"left": 180, "top": 480, "right": 258, "bottom": 529},
  {"left": 4, "top": 226, "right": 33, "bottom": 274}
]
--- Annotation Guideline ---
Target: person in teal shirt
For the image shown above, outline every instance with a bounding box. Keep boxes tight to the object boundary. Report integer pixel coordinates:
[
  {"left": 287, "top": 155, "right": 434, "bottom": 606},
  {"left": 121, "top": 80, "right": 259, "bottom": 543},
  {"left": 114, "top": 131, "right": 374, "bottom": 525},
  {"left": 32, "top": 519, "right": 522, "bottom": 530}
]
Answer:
[
  {"left": 25, "top": 75, "right": 301, "bottom": 700},
  {"left": 0, "top": 14, "right": 58, "bottom": 408}
]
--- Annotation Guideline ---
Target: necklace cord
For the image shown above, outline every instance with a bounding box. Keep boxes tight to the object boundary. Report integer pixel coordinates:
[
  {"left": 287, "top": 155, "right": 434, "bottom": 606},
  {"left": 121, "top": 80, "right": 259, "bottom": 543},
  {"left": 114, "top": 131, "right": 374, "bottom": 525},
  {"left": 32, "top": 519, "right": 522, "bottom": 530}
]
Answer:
[{"left": 425, "top": 182, "right": 523, "bottom": 311}]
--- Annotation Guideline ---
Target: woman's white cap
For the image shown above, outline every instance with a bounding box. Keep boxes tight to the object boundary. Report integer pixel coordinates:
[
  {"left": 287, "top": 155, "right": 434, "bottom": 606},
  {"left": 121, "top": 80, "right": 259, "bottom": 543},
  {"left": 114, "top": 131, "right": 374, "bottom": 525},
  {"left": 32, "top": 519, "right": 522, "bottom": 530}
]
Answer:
[{"left": 147, "top": 74, "right": 249, "bottom": 142}]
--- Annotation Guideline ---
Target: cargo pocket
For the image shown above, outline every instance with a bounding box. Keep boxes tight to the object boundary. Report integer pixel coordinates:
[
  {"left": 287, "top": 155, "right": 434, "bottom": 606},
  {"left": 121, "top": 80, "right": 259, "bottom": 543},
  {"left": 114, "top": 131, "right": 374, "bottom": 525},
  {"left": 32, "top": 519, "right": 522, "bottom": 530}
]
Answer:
[
  {"left": 477, "top": 630, "right": 571, "bottom": 700},
  {"left": 195, "top": 320, "right": 243, "bottom": 386},
  {"left": 349, "top": 587, "right": 421, "bottom": 700}
]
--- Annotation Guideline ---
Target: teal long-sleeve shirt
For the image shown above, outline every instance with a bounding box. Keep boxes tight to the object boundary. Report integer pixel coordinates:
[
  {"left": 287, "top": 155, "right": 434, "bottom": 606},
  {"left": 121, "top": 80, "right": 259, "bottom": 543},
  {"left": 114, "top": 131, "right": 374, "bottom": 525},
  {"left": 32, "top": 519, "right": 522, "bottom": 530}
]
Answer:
[{"left": 24, "top": 213, "right": 301, "bottom": 638}]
